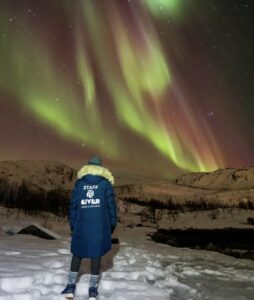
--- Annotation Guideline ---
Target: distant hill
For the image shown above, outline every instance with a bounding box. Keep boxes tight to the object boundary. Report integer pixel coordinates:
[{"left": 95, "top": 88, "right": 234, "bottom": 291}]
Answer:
[
  {"left": 0, "top": 160, "right": 75, "bottom": 214},
  {"left": 109, "top": 166, "right": 156, "bottom": 186},
  {"left": 0, "top": 160, "right": 75, "bottom": 191},
  {"left": 174, "top": 167, "right": 254, "bottom": 190},
  {"left": 0, "top": 160, "right": 155, "bottom": 188},
  {"left": 116, "top": 167, "right": 254, "bottom": 210},
  {"left": 0, "top": 160, "right": 156, "bottom": 214},
  {"left": 1, "top": 161, "right": 254, "bottom": 214}
]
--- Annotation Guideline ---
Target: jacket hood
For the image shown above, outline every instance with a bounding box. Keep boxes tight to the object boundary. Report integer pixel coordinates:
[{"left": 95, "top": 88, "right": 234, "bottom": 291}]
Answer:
[{"left": 77, "top": 165, "right": 114, "bottom": 185}]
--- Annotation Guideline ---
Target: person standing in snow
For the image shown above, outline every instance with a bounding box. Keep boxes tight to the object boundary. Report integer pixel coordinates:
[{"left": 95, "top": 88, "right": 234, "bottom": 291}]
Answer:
[{"left": 61, "top": 156, "right": 117, "bottom": 300}]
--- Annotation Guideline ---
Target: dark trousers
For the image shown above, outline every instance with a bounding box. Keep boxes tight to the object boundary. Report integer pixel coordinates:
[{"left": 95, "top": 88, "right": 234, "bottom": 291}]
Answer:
[{"left": 70, "top": 255, "right": 101, "bottom": 275}]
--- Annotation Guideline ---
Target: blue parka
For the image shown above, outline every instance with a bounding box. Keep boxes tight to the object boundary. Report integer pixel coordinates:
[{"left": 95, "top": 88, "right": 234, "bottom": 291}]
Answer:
[{"left": 69, "top": 165, "right": 117, "bottom": 258}]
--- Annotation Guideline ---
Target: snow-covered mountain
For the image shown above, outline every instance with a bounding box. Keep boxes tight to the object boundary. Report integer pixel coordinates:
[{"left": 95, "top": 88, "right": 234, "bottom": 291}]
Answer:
[
  {"left": 174, "top": 167, "right": 254, "bottom": 190},
  {"left": 0, "top": 161, "right": 154, "bottom": 191},
  {"left": 0, "top": 160, "right": 158, "bottom": 214},
  {"left": 0, "top": 160, "right": 76, "bottom": 192},
  {"left": 116, "top": 167, "right": 254, "bottom": 210},
  {"left": 109, "top": 166, "right": 156, "bottom": 186},
  {"left": 0, "top": 161, "right": 75, "bottom": 214},
  {"left": 1, "top": 160, "right": 254, "bottom": 216}
]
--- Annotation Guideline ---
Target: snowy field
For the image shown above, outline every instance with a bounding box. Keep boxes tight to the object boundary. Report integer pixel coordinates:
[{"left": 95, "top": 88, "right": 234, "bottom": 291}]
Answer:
[{"left": 0, "top": 228, "right": 254, "bottom": 300}]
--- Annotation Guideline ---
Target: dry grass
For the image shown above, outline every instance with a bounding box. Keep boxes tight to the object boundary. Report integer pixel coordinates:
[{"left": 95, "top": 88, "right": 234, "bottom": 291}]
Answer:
[
  {"left": 0, "top": 206, "right": 68, "bottom": 231},
  {"left": 116, "top": 183, "right": 254, "bottom": 211}
]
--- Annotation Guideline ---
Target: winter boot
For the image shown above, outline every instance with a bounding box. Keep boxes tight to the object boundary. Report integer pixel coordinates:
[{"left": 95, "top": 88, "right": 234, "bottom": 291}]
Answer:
[
  {"left": 88, "top": 274, "right": 99, "bottom": 299},
  {"left": 89, "top": 286, "right": 98, "bottom": 299},
  {"left": 61, "top": 283, "right": 76, "bottom": 299},
  {"left": 61, "top": 271, "right": 78, "bottom": 299}
]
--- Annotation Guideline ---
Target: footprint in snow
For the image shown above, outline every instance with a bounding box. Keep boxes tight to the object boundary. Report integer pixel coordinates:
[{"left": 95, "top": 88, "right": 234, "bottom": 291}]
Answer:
[
  {"left": 57, "top": 248, "right": 70, "bottom": 255},
  {"left": 5, "top": 251, "right": 21, "bottom": 255},
  {"left": 40, "top": 252, "right": 59, "bottom": 257},
  {"left": 42, "top": 261, "right": 64, "bottom": 268}
]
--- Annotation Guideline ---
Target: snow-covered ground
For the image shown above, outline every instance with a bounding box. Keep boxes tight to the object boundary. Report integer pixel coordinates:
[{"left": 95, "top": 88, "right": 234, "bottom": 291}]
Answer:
[{"left": 0, "top": 227, "right": 254, "bottom": 300}]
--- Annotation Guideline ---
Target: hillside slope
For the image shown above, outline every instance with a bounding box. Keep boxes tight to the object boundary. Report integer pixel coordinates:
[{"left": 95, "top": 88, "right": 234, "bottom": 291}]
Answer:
[
  {"left": 1, "top": 161, "right": 254, "bottom": 213},
  {"left": 0, "top": 161, "right": 156, "bottom": 189},
  {"left": 116, "top": 167, "right": 254, "bottom": 210},
  {"left": 0, "top": 160, "right": 75, "bottom": 192},
  {"left": 174, "top": 167, "right": 254, "bottom": 190}
]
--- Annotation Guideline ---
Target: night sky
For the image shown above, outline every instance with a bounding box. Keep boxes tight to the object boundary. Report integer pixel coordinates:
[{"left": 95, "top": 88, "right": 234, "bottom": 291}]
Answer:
[{"left": 0, "top": 0, "right": 253, "bottom": 177}]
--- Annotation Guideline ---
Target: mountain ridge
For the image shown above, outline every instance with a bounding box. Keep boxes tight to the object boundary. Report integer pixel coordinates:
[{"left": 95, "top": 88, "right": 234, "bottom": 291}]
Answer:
[{"left": 1, "top": 160, "right": 254, "bottom": 213}]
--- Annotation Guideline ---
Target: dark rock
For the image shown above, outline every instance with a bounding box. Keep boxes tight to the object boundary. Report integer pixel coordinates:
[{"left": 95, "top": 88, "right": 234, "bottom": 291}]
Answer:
[
  {"left": 241, "top": 251, "right": 254, "bottom": 260},
  {"left": 111, "top": 238, "right": 119, "bottom": 244},
  {"left": 126, "top": 224, "right": 134, "bottom": 228},
  {"left": 166, "top": 239, "right": 177, "bottom": 247},
  {"left": 206, "top": 242, "right": 218, "bottom": 251},
  {"left": 150, "top": 228, "right": 254, "bottom": 260},
  {"left": 16, "top": 224, "right": 61, "bottom": 240},
  {"left": 247, "top": 217, "right": 254, "bottom": 225}
]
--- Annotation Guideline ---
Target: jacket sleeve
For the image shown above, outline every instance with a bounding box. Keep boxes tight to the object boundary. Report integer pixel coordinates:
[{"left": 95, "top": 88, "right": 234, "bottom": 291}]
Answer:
[
  {"left": 105, "top": 181, "right": 117, "bottom": 227},
  {"left": 69, "top": 180, "right": 80, "bottom": 230}
]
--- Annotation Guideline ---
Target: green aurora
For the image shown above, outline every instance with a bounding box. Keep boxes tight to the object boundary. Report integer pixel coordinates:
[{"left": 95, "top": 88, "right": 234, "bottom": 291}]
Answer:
[{"left": 0, "top": 0, "right": 253, "bottom": 176}]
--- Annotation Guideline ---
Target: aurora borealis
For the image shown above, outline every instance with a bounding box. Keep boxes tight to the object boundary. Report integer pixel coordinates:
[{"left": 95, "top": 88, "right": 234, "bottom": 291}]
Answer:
[{"left": 0, "top": 0, "right": 253, "bottom": 177}]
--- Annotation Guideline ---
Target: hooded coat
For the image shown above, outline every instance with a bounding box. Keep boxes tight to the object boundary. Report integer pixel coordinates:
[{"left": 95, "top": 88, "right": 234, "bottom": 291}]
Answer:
[{"left": 69, "top": 165, "right": 117, "bottom": 258}]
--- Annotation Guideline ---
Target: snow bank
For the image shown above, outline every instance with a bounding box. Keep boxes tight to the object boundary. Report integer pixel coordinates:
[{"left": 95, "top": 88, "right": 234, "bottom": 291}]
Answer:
[{"left": 0, "top": 229, "right": 254, "bottom": 299}]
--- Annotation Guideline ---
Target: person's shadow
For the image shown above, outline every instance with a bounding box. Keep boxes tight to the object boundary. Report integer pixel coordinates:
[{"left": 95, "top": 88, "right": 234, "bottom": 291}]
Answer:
[{"left": 78, "top": 236, "right": 120, "bottom": 276}]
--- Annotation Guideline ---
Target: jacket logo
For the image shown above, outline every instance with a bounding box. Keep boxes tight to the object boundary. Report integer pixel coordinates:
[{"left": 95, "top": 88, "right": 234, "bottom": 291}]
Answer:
[
  {"left": 86, "top": 190, "right": 94, "bottom": 198},
  {"left": 81, "top": 199, "right": 100, "bottom": 205},
  {"left": 81, "top": 187, "right": 100, "bottom": 208},
  {"left": 83, "top": 185, "right": 98, "bottom": 190}
]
